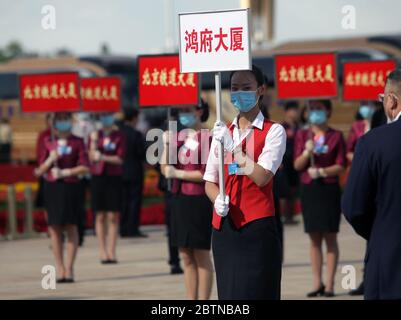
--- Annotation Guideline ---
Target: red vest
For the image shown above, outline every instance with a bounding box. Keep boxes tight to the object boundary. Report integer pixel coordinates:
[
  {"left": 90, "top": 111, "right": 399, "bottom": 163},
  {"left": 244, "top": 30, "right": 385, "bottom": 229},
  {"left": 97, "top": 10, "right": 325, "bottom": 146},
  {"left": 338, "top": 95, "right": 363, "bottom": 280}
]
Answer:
[{"left": 212, "top": 119, "right": 276, "bottom": 230}]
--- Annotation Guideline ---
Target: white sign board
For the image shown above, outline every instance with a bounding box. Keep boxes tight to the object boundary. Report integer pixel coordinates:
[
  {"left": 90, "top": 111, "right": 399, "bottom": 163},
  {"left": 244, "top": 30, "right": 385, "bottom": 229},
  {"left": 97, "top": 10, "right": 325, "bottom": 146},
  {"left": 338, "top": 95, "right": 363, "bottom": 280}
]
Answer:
[{"left": 178, "top": 9, "right": 251, "bottom": 73}]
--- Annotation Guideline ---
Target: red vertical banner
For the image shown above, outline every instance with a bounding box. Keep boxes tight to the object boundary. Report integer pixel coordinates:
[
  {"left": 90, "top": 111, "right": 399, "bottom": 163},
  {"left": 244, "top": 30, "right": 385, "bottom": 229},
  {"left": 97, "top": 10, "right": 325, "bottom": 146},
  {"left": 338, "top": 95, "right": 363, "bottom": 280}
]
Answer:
[
  {"left": 138, "top": 54, "right": 200, "bottom": 107},
  {"left": 19, "top": 72, "right": 81, "bottom": 112},
  {"left": 81, "top": 77, "right": 122, "bottom": 112},
  {"left": 342, "top": 60, "right": 396, "bottom": 101},
  {"left": 275, "top": 53, "right": 338, "bottom": 99}
]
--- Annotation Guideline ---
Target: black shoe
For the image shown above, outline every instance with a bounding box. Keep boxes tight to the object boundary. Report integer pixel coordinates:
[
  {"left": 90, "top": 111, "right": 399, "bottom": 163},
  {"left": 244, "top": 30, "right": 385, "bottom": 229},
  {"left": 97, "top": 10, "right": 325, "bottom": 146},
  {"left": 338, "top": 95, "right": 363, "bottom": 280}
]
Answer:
[
  {"left": 121, "top": 231, "right": 148, "bottom": 238},
  {"left": 324, "top": 291, "right": 335, "bottom": 297},
  {"left": 349, "top": 282, "right": 364, "bottom": 296},
  {"left": 132, "top": 231, "right": 148, "bottom": 238},
  {"left": 283, "top": 218, "right": 299, "bottom": 225},
  {"left": 56, "top": 278, "right": 66, "bottom": 283},
  {"left": 307, "top": 284, "right": 325, "bottom": 297},
  {"left": 64, "top": 278, "right": 75, "bottom": 283},
  {"left": 101, "top": 259, "right": 118, "bottom": 264},
  {"left": 170, "top": 265, "right": 184, "bottom": 275}
]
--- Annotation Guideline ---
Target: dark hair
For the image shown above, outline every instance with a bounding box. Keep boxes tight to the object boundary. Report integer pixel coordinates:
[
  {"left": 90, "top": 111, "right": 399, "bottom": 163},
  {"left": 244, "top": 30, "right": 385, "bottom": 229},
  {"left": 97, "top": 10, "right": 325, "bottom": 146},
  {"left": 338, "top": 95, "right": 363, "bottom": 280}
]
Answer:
[
  {"left": 387, "top": 69, "right": 401, "bottom": 91},
  {"left": 197, "top": 98, "right": 210, "bottom": 123},
  {"left": 229, "top": 64, "right": 266, "bottom": 87},
  {"left": 123, "top": 108, "right": 139, "bottom": 122},
  {"left": 53, "top": 112, "right": 72, "bottom": 121},
  {"left": 284, "top": 100, "right": 299, "bottom": 111},
  {"left": 310, "top": 99, "right": 332, "bottom": 112}
]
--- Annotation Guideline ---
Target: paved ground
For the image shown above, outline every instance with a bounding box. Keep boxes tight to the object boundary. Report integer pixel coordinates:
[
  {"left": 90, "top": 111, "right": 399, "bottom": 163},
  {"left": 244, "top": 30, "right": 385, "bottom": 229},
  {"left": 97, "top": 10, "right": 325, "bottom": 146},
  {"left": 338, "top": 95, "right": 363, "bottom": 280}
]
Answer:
[{"left": 0, "top": 217, "right": 365, "bottom": 300}]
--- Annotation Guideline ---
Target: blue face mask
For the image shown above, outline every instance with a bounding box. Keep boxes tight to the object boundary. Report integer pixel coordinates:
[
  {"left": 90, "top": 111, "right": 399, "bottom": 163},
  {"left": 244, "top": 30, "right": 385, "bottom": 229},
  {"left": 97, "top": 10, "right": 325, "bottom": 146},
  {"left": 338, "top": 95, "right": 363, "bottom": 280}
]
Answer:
[
  {"left": 54, "top": 120, "right": 72, "bottom": 132},
  {"left": 76, "top": 112, "right": 90, "bottom": 121},
  {"left": 230, "top": 91, "right": 258, "bottom": 113},
  {"left": 309, "top": 110, "right": 327, "bottom": 125},
  {"left": 100, "top": 115, "right": 114, "bottom": 127},
  {"left": 178, "top": 112, "right": 197, "bottom": 127},
  {"left": 359, "top": 105, "right": 374, "bottom": 119}
]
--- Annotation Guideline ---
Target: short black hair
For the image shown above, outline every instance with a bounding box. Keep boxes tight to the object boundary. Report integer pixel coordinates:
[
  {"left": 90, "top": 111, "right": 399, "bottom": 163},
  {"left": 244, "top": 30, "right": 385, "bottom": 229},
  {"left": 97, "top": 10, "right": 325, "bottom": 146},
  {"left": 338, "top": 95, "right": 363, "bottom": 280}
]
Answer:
[
  {"left": 123, "top": 108, "right": 139, "bottom": 122},
  {"left": 197, "top": 98, "right": 210, "bottom": 123},
  {"left": 387, "top": 69, "right": 401, "bottom": 93},
  {"left": 229, "top": 64, "right": 266, "bottom": 87},
  {"left": 310, "top": 99, "right": 332, "bottom": 112},
  {"left": 284, "top": 100, "right": 299, "bottom": 111}
]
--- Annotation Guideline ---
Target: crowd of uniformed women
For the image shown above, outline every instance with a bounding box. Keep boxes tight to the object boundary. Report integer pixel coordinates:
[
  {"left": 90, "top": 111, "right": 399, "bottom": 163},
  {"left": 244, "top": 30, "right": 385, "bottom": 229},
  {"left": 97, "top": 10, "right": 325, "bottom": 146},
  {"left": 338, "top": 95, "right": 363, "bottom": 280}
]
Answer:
[{"left": 35, "top": 65, "right": 382, "bottom": 299}]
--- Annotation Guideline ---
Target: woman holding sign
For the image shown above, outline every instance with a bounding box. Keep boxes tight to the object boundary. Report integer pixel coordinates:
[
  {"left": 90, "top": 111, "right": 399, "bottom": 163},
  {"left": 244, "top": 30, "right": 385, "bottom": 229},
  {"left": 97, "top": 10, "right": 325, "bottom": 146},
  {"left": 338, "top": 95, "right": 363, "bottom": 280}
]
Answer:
[
  {"left": 161, "top": 100, "right": 214, "bottom": 300},
  {"left": 89, "top": 112, "right": 125, "bottom": 264},
  {"left": 204, "top": 66, "right": 286, "bottom": 300},
  {"left": 37, "top": 112, "right": 89, "bottom": 283},
  {"left": 294, "top": 100, "right": 346, "bottom": 297}
]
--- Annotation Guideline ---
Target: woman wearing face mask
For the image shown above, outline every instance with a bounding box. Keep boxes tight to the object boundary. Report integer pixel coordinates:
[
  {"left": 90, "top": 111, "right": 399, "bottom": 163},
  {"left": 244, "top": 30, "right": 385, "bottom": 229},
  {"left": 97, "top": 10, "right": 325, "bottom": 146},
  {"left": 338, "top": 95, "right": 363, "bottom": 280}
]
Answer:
[
  {"left": 293, "top": 100, "right": 346, "bottom": 297},
  {"left": 204, "top": 65, "right": 286, "bottom": 300},
  {"left": 36, "top": 112, "right": 89, "bottom": 283},
  {"left": 161, "top": 100, "right": 214, "bottom": 300},
  {"left": 346, "top": 102, "right": 376, "bottom": 162},
  {"left": 89, "top": 112, "right": 125, "bottom": 264}
]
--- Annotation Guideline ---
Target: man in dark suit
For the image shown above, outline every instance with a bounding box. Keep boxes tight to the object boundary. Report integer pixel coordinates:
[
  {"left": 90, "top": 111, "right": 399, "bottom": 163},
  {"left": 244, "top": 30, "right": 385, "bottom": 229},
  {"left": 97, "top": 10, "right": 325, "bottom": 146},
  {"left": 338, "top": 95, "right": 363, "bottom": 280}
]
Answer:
[
  {"left": 119, "top": 108, "right": 147, "bottom": 237},
  {"left": 342, "top": 69, "right": 401, "bottom": 300}
]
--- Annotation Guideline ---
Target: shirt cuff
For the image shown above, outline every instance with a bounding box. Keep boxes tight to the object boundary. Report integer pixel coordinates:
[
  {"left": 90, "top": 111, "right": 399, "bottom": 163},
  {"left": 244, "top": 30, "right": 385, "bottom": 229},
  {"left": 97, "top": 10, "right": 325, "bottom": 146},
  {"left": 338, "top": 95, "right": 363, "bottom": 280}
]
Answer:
[
  {"left": 257, "top": 159, "right": 278, "bottom": 175},
  {"left": 203, "top": 173, "right": 218, "bottom": 183}
]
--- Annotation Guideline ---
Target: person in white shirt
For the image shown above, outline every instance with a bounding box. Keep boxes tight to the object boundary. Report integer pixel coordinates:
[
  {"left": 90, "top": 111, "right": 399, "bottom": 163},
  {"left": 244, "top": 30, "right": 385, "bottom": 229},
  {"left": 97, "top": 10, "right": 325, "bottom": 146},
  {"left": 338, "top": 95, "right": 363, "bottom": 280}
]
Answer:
[{"left": 203, "top": 65, "right": 286, "bottom": 300}]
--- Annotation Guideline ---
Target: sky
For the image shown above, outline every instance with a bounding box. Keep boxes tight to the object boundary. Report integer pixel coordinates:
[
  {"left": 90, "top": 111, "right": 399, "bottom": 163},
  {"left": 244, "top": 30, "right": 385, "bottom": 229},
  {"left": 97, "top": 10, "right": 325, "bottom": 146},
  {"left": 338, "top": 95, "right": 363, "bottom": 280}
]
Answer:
[{"left": 0, "top": 0, "right": 400, "bottom": 56}]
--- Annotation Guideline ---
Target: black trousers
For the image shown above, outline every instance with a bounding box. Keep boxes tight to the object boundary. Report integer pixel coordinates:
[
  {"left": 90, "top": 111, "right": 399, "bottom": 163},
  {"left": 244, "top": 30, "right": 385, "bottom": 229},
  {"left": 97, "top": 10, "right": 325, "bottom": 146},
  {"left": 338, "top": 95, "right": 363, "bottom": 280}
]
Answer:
[
  {"left": 120, "top": 179, "right": 143, "bottom": 236},
  {"left": 212, "top": 217, "right": 282, "bottom": 300},
  {"left": 165, "top": 192, "right": 180, "bottom": 266}
]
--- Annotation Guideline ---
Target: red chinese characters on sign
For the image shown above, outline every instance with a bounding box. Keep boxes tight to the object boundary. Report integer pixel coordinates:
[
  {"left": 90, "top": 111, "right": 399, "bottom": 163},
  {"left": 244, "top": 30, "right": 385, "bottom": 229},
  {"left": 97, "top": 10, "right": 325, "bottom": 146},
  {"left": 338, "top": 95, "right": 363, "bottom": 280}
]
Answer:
[
  {"left": 19, "top": 72, "right": 81, "bottom": 112},
  {"left": 275, "top": 53, "right": 338, "bottom": 99},
  {"left": 81, "top": 77, "right": 121, "bottom": 112},
  {"left": 138, "top": 55, "right": 199, "bottom": 107},
  {"left": 185, "top": 27, "right": 244, "bottom": 54},
  {"left": 342, "top": 60, "right": 396, "bottom": 101}
]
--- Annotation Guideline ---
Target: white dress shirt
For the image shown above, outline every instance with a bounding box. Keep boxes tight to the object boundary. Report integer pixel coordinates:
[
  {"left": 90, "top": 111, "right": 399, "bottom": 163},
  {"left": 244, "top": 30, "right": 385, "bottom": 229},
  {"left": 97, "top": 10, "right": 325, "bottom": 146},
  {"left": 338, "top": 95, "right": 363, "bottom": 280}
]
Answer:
[{"left": 203, "top": 111, "right": 287, "bottom": 183}]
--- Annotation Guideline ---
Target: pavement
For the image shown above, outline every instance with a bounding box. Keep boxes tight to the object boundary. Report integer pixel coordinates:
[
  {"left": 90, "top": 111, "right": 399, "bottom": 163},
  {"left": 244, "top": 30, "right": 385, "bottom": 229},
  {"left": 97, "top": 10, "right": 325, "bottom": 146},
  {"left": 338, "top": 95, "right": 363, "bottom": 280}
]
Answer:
[{"left": 0, "top": 217, "right": 365, "bottom": 300}]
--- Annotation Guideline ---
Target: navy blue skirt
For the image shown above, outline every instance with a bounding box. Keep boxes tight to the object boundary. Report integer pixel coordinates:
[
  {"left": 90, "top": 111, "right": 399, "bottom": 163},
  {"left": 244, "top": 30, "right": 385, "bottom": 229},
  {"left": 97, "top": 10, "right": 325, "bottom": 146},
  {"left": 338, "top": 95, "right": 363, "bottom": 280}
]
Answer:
[{"left": 212, "top": 216, "right": 282, "bottom": 300}]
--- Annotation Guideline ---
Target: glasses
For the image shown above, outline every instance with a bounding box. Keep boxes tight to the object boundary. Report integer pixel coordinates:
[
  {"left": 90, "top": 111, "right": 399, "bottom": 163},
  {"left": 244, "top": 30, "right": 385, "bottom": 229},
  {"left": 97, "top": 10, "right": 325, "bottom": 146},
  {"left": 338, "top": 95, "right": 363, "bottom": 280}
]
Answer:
[{"left": 378, "top": 92, "right": 399, "bottom": 103}]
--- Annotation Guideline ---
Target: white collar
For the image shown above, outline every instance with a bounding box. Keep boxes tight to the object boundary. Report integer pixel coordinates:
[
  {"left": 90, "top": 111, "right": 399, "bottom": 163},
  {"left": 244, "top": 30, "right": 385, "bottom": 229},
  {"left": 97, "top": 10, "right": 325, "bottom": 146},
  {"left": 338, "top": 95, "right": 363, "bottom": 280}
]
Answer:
[
  {"left": 394, "top": 111, "right": 401, "bottom": 122},
  {"left": 387, "top": 110, "right": 401, "bottom": 124},
  {"left": 230, "top": 111, "right": 264, "bottom": 130}
]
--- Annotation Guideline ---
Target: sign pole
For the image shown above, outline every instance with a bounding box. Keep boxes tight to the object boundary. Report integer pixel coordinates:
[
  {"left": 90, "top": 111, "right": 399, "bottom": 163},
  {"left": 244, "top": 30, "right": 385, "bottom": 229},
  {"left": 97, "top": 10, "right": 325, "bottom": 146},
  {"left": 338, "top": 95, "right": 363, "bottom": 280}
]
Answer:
[
  {"left": 215, "top": 72, "right": 225, "bottom": 198},
  {"left": 306, "top": 100, "right": 315, "bottom": 167},
  {"left": 166, "top": 107, "right": 172, "bottom": 192}
]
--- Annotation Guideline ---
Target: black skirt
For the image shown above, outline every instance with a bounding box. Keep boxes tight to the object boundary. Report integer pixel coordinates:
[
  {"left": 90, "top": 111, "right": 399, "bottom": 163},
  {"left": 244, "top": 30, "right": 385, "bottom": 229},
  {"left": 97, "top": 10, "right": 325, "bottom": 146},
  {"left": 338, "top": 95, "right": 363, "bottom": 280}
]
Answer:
[
  {"left": 212, "top": 217, "right": 282, "bottom": 300},
  {"left": 300, "top": 181, "right": 341, "bottom": 233},
  {"left": 44, "top": 180, "right": 83, "bottom": 226},
  {"left": 171, "top": 193, "right": 213, "bottom": 250},
  {"left": 91, "top": 175, "right": 123, "bottom": 213}
]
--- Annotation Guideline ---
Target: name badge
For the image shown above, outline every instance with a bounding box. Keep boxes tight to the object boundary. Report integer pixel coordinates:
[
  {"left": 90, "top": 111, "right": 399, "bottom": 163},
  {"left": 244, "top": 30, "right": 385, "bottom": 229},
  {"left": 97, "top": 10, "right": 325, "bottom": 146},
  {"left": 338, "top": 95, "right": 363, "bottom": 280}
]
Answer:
[
  {"left": 57, "top": 145, "right": 72, "bottom": 156},
  {"left": 228, "top": 163, "right": 238, "bottom": 175},
  {"left": 103, "top": 138, "right": 116, "bottom": 151}
]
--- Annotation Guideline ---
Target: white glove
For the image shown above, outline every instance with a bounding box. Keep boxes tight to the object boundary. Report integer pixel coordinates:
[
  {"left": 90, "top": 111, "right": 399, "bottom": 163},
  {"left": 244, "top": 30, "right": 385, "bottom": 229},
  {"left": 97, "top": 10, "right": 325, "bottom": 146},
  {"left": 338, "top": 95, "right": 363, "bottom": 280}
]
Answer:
[
  {"left": 214, "top": 194, "right": 230, "bottom": 217},
  {"left": 212, "top": 121, "right": 235, "bottom": 152}
]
